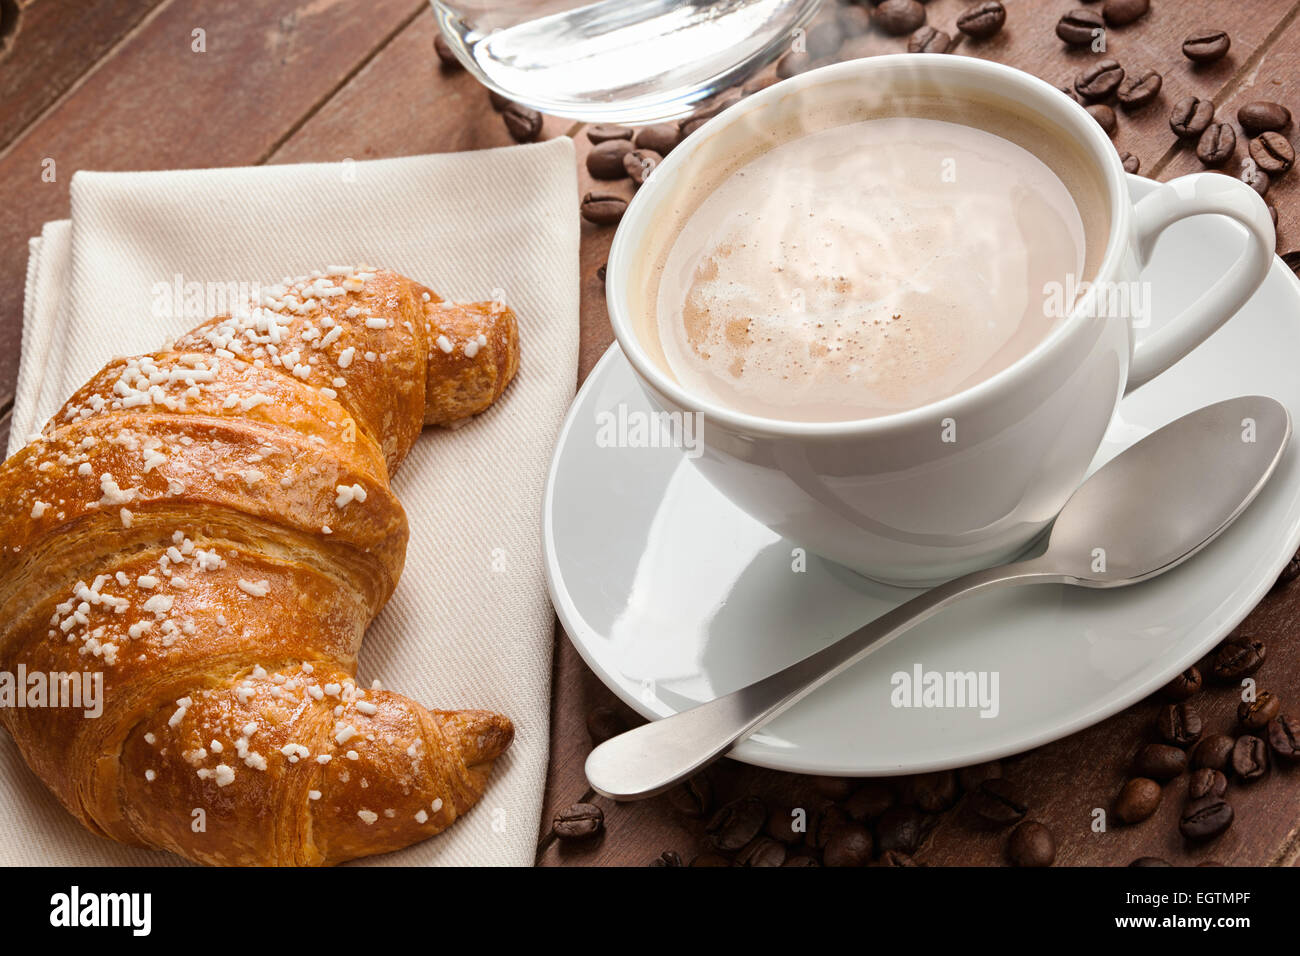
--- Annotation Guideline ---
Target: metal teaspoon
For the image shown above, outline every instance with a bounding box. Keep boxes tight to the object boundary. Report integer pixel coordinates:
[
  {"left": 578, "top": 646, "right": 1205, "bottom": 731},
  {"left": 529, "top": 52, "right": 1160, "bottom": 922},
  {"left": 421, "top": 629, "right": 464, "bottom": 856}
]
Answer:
[{"left": 585, "top": 396, "right": 1291, "bottom": 800}]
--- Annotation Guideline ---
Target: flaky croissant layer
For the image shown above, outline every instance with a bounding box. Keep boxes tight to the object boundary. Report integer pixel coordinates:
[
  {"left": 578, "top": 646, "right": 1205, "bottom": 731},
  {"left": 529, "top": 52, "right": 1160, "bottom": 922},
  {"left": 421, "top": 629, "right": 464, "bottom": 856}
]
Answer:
[{"left": 0, "top": 267, "right": 518, "bottom": 865}]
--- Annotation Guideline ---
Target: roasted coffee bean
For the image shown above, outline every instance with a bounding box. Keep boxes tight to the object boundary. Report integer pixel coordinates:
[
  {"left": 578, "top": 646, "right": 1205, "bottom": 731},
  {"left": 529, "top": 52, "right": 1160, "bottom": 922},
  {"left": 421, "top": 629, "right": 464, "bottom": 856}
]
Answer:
[
  {"left": 1249, "top": 132, "right": 1295, "bottom": 173},
  {"left": 874, "top": 0, "right": 926, "bottom": 37},
  {"left": 1183, "top": 29, "right": 1231, "bottom": 63},
  {"left": 1241, "top": 159, "right": 1271, "bottom": 197},
  {"left": 969, "top": 777, "right": 1028, "bottom": 825},
  {"left": 585, "top": 704, "right": 627, "bottom": 743},
  {"left": 738, "top": 836, "right": 788, "bottom": 867},
  {"left": 634, "top": 123, "right": 679, "bottom": 156},
  {"left": 1275, "top": 549, "right": 1300, "bottom": 586},
  {"left": 691, "top": 90, "right": 741, "bottom": 122},
  {"left": 677, "top": 116, "right": 708, "bottom": 139},
  {"left": 843, "top": 781, "right": 894, "bottom": 822},
  {"left": 650, "top": 849, "right": 683, "bottom": 867},
  {"left": 1239, "top": 101, "right": 1292, "bottom": 135},
  {"left": 1057, "top": 9, "right": 1104, "bottom": 46},
  {"left": 1087, "top": 104, "right": 1117, "bottom": 136},
  {"left": 1267, "top": 715, "right": 1300, "bottom": 761},
  {"left": 690, "top": 852, "right": 732, "bottom": 867},
  {"left": 488, "top": 89, "right": 512, "bottom": 112},
  {"left": 1232, "top": 734, "right": 1269, "bottom": 781},
  {"left": 706, "top": 796, "right": 766, "bottom": 851},
  {"left": 1163, "top": 666, "right": 1204, "bottom": 700},
  {"left": 1007, "top": 821, "right": 1056, "bottom": 867},
  {"left": 814, "top": 776, "right": 855, "bottom": 800},
  {"left": 871, "top": 850, "right": 919, "bottom": 867},
  {"left": 958, "top": 760, "right": 1003, "bottom": 792},
  {"left": 580, "top": 192, "right": 627, "bottom": 225},
  {"left": 587, "top": 124, "right": 633, "bottom": 144},
  {"left": 1238, "top": 691, "right": 1281, "bottom": 729},
  {"left": 1191, "top": 733, "right": 1236, "bottom": 771},
  {"left": 901, "top": 770, "right": 958, "bottom": 813},
  {"left": 553, "top": 802, "right": 604, "bottom": 839},
  {"left": 1180, "top": 796, "right": 1233, "bottom": 840},
  {"left": 1130, "top": 857, "right": 1173, "bottom": 866},
  {"left": 908, "top": 25, "right": 952, "bottom": 54},
  {"left": 1211, "top": 637, "right": 1266, "bottom": 681},
  {"left": 1157, "top": 701, "right": 1203, "bottom": 746},
  {"left": 805, "top": 20, "right": 844, "bottom": 59},
  {"left": 808, "top": 804, "right": 850, "bottom": 849},
  {"left": 823, "top": 823, "right": 873, "bottom": 867},
  {"left": 1117, "top": 69, "right": 1162, "bottom": 109},
  {"left": 624, "top": 148, "right": 661, "bottom": 186},
  {"left": 1120, "top": 151, "right": 1141, "bottom": 174},
  {"left": 783, "top": 854, "right": 821, "bottom": 867},
  {"left": 1103, "top": 0, "right": 1149, "bottom": 27},
  {"left": 875, "top": 806, "right": 925, "bottom": 855},
  {"left": 1171, "top": 97, "right": 1215, "bottom": 140},
  {"left": 1115, "top": 777, "right": 1162, "bottom": 823},
  {"left": 836, "top": 4, "right": 872, "bottom": 38},
  {"left": 1134, "top": 743, "right": 1187, "bottom": 781},
  {"left": 1197, "top": 123, "right": 1236, "bottom": 166},
  {"left": 1076, "top": 60, "right": 1125, "bottom": 101},
  {"left": 502, "top": 102, "right": 543, "bottom": 142},
  {"left": 433, "top": 32, "right": 463, "bottom": 70},
  {"left": 765, "top": 805, "right": 804, "bottom": 844},
  {"left": 776, "top": 50, "right": 811, "bottom": 79},
  {"left": 957, "top": 1, "right": 1005, "bottom": 40},
  {"left": 1189, "top": 767, "right": 1228, "bottom": 800},
  {"left": 667, "top": 773, "right": 713, "bottom": 818},
  {"left": 587, "top": 138, "right": 635, "bottom": 179},
  {"left": 1059, "top": 83, "right": 1084, "bottom": 105}
]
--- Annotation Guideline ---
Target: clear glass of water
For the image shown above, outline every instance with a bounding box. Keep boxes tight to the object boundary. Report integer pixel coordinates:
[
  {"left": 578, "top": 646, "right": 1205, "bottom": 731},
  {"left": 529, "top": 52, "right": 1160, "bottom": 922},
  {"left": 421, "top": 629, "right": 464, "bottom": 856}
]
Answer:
[{"left": 432, "top": 0, "right": 823, "bottom": 123}]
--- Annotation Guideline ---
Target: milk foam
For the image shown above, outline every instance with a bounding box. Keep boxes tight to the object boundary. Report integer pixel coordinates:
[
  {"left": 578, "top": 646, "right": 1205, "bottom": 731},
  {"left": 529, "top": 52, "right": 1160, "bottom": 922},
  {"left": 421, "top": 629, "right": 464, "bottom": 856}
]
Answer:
[{"left": 655, "top": 117, "right": 1089, "bottom": 421}]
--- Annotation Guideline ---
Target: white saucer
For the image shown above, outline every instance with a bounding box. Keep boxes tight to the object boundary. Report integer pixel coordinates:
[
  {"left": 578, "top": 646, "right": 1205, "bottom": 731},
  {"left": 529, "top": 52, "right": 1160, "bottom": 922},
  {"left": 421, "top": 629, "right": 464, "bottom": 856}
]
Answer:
[{"left": 542, "top": 176, "right": 1300, "bottom": 775}]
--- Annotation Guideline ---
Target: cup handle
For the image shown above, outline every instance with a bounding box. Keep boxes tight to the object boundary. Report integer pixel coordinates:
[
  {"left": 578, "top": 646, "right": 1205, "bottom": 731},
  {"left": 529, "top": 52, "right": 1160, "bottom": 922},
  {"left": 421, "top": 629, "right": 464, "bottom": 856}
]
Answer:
[{"left": 1126, "top": 172, "right": 1275, "bottom": 393}]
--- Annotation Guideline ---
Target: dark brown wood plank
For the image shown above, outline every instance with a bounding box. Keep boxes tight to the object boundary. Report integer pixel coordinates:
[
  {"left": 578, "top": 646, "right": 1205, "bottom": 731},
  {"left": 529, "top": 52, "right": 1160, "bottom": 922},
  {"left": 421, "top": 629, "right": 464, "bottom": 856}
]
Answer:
[
  {"left": 0, "top": 0, "right": 426, "bottom": 409},
  {"left": 0, "top": 0, "right": 167, "bottom": 149}
]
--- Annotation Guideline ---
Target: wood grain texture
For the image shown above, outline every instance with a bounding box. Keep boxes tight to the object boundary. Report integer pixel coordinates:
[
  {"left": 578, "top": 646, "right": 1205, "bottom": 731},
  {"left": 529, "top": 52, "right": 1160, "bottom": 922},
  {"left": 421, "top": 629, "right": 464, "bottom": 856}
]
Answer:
[
  {"left": 0, "top": 0, "right": 426, "bottom": 408},
  {"left": 0, "top": 0, "right": 167, "bottom": 150}
]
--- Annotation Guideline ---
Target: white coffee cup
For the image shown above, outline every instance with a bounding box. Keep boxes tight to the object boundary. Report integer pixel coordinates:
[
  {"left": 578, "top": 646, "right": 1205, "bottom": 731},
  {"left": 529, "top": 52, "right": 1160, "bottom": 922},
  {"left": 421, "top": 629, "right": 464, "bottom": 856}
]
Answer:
[{"left": 606, "top": 55, "right": 1275, "bottom": 586}]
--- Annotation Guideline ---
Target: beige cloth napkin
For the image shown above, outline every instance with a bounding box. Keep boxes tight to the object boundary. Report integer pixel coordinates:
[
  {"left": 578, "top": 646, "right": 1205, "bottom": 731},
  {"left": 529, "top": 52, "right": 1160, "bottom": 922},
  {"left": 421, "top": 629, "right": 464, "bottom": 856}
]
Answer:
[{"left": 2, "top": 139, "right": 580, "bottom": 866}]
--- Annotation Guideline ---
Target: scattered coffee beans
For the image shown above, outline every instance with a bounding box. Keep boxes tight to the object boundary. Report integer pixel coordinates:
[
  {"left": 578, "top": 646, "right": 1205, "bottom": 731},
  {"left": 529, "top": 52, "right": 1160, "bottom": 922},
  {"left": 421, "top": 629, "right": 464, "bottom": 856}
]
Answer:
[
  {"left": 814, "top": 776, "right": 855, "bottom": 801},
  {"left": 909, "top": 25, "right": 952, "bottom": 54},
  {"left": 958, "top": 760, "right": 1003, "bottom": 792},
  {"left": 433, "top": 32, "right": 463, "bottom": 70},
  {"left": 1188, "top": 767, "right": 1228, "bottom": 800},
  {"left": 553, "top": 802, "right": 604, "bottom": 839},
  {"left": 1196, "top": 123, "right": 1236, "bottom": 165},
  {"left": 875, "top": 0, "right": 926, "bottom": 37},
  {"left": 957, "top": 1, "right": 1006, "bottom": 40},
  {"left": 1231, "top": 734, "right": 1269, "bottom": 781},
  {"left": 587, "top": 138, "right": 634, "bottom": 179},
  {"left": 1057, "top": 9, "right": 1104, "bottom": 46},
  {"left": 503, "top": 101, "right": 543, "bottom": 142},
  {"left": 1117, "top": 69, "right": 1162, "bottom": 109},
  {"left": 902, "top": 770, "right": 958, "bottom": 813},
  {"left": 1241, "top": 159, "right": 1270, "bottom": 197},
  {"left": 1180, "top": 796, "right": 1233, "bottom": 840},
  {"left": 1133, "top": 743, "right": 1187, "bottom": 781},
  {"left": 1163, "top": 666, "right": 1204, "bottom": 700},
  {"left": 587, "top": 124, "right": 633, "bottom": 144},
  {"left": 1266, "top": 715, "right": 1300, "bottom": 761},
  {"left": 585, "top": 704, "right": 627, "bottom": 743},
  {"left": 1239, "top": 101, "right": 1292, "bottom": 135},
  {"left": 1250, "top": 132, "right": 1295, "bottom": 173},
  {"left": 969, "top": 777, "right": 1028, "bottom": 825},
  {"left": 872, "top": 850, "right": 919, "bottom": 867},
  {"left": 1211, "top": 637, "right": 1266, "bottom": 681},
  {"left": 1171, "top": 97, "right": 1215, "bottom": 140},
  {"left": 634, "top": 123, "right": 679, "bottom": 155},
  {"left": 667, "top": 774, "right": 713, "bottom": 818},
  {"left": 809, "top": 804, "right": 850, "bottom": 849},
  {"left": 765, "top": 805, "right": 803, "bottom": 844},
  {"left": 1120, "top": 151, "right": 1141, "bottom": 173},
  {"left": 1239, "top": 691, "right": 1280, "bottom": 729},
  {"left": 1191, "top": 733, "right": 1236, "bottom": 771},
  {"left": 580, "top": 192, "right": 627, "bottom": 225},
  {"left": 650, "top": 849, "right": 683, "bottom": 866},
  {"left": 1103, "top": 0, "right": 1149, "bottom": 27},
  {"left": 843, "top": 781, "right": 894, "bottom": 822},
  {"left": 1182, "top": 30, "right": 1231, "bottom": 64},
  {"left": 1008, "top": 821, "right": 1056, "bottom": 867},
  {"left": 875, "top": 806, "right": 925, "bottom": 855},
  {"left": 624, "top": 148, "right": 661, "bottom": 185},
  {"left": 783, "top": 854, "right": 821, "bottom": 867},
  {"left": 738, "top": 836, "right": 787, "bottom": 867},
  {"left": 1157, "top": 701, "right": 1202, "bottom": 746},
  {"left": 1115, "top": 777, "right": 1162, "bottom": 824},
  {"left": 706, "top": 796, "right": 766, "bottom": 851},
  {"left": 823, "top": 824, "right": 874, "bottom": 867},
  {"left": 487, "top": 89, "right": 511, "bottom": 112},
  {"left": 1076, "top": 59, "right": 1125, "bottom": 100},
  {"left": 1087, "top": 103, "right": 1117, "bottom": 136}
]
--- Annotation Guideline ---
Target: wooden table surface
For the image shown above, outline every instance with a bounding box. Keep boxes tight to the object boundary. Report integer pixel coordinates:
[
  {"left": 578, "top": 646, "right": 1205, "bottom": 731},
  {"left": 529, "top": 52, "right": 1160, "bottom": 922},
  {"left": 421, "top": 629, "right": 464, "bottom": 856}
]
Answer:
[{"left": 2, "top": 0, "right": 1298, "bottom": 867}]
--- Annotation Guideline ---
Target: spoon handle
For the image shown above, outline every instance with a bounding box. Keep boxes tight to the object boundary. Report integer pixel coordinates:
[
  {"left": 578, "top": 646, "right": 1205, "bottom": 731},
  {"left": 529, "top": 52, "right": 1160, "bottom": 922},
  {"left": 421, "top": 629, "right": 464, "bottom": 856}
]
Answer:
[{"left": 585, "top": 560, "right": 1061, "bottom": 800}]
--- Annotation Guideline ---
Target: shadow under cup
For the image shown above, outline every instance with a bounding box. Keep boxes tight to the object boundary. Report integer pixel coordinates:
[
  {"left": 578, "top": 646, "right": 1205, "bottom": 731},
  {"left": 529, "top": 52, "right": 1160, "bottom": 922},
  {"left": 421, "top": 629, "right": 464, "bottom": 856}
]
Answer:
[{"left": 607, "top": 57, "right": 1130, "bottom": 585}]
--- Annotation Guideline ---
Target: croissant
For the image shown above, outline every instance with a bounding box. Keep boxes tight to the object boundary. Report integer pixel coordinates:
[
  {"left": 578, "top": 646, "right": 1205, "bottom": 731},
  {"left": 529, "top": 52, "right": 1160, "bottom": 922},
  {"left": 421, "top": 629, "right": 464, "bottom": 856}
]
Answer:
[{"left": 0, "top": 267, "right": 519, "bottom": 865}]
